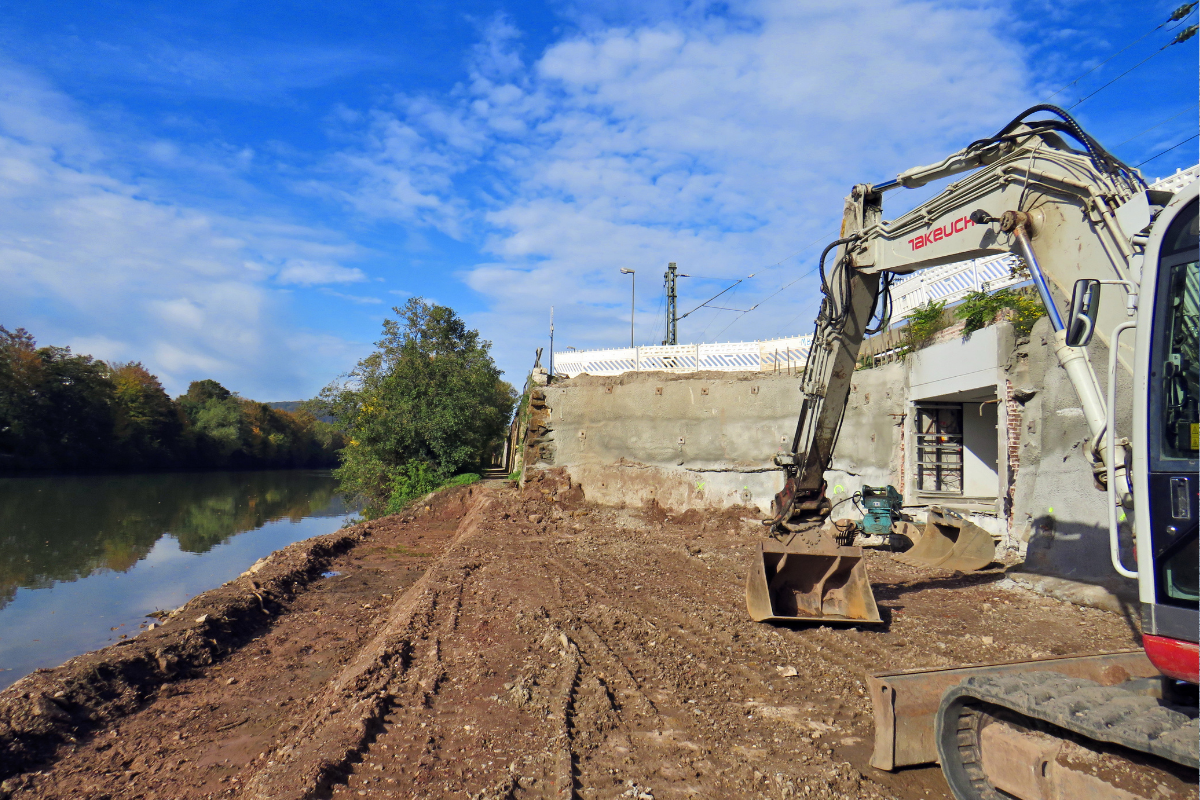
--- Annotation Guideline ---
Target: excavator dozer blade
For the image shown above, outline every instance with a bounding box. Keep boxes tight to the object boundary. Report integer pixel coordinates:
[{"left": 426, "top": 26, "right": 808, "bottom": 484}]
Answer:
[
  {"left": 747, "top": 537, "right": 883, "bottom": 624},
  {"left": 892, "top": 507, "right": 996, "bottom": 572}
]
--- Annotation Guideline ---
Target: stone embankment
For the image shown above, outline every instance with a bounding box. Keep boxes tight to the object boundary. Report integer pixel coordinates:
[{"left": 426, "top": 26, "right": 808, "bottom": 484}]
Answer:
[{"left": 0, "top": 475, "right": 1146, "bottom": 800}]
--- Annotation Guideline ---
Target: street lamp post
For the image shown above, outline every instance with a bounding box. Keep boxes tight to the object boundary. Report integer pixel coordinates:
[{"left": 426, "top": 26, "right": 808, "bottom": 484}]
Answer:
[{"left": 620, "top": 268, "right": 635, "bottom": 347}]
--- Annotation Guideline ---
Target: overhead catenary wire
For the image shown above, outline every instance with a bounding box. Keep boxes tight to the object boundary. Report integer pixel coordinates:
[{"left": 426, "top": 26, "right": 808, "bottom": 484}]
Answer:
[
  {"left": 1113, "top": 103, "right": 1199, "bottom": 148},
  {"left": 1134, "top": 133, "right": 1200, "bottom": 167},
  {"left": 712, "top": 261, "right": 822, "bottom": 340},
  {"left": 678, "top": 276, "right": 756, "bottom": 321},
  {"left": 1069, "top": 18, "right": 1197, "bottom": 110},
  {"left": 1043, "top": 3, "right": 1196, "bottom": 103},
  {"left": 683, "top": 226, "right": 854, "bottom": 341},
  {"left": 712, "top": 234, "right": 855, "bottom": 340}
]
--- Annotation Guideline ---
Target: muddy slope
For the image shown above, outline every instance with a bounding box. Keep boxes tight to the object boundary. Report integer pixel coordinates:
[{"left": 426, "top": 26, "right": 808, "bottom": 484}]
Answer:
[{"left": 1, "top": 474, "right": 1150, "bottom": 800}]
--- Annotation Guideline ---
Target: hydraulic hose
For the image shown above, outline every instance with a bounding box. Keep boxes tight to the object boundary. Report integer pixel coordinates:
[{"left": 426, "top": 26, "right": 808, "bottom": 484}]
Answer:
[
  {"left": 970, "top": 104, "right": 1145, "bottom": 188},
  {"left": 817, "top": 236, "right": 858, "bottom": 298}
]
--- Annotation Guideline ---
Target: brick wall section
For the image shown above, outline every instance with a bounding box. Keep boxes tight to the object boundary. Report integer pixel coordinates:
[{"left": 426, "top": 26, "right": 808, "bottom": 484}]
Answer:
[{"left": 1004, "top": 379, "right": 1022, "bottom": 500}]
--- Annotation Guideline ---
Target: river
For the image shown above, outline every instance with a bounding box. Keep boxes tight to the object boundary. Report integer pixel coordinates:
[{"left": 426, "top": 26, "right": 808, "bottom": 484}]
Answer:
[{"left": 0, "top": 469, "right": 354, "bottom": 690}]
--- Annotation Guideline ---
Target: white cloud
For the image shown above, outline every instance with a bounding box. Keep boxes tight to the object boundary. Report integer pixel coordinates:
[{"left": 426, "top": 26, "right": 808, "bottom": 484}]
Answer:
[
  {"left": 276, "top": 260, "right": 367, "bottom": 286},
  {"left": 65, "top": 334, "right": 129, "bottom": 364},
  {"left": 330, "top": 1, "right": 1034, "bottom": 377},
  {"left": 320, "top": 288, "right": 384, "bottom": 305},
  {"left": 0, "top": 61, "right": 368, "bottom": 399},
  {"left": 1, "top": 3, "right": 1045, "bottom": 397}
]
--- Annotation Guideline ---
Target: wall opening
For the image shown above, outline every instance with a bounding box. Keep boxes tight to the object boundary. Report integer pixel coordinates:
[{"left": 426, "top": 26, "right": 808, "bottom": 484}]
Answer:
[
  {"left": 915, "top": 403, "right": 963, "bottom": 495},
  {"left": 913, "top": 395, "right": 1000, "bottom": 502}
]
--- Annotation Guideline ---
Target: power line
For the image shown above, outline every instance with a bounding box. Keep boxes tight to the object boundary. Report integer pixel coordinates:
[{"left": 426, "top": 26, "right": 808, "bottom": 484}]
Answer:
[
  {"left": 711, "top": 259, "right": 827, "bottom": 340},
  {"left": 677, "top": 230, "right": 833, "bottom": 341},
  {"left": 1114, "top": 103, "right": 1198, "bottom": 148},
  {"left": 704, "top": 229, "right": 850, "bottom": 340},
  {"left": 679, "top": 278, "right": 754, "bottom": 321},
  {"left": 1045, "top": 3, "right": 1196, "bottom": 103},
  {"left": 1134, "top": 133, "right": 1200, "bottom": 167},
  {"left": 1069, "top": 14, "right": 1197, "bottom": 110}
]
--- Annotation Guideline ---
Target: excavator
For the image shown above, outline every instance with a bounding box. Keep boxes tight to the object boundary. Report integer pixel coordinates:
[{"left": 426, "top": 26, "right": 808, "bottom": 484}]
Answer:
[{"left": 745, "top": 105, "right": 1198, "bottom": 799}]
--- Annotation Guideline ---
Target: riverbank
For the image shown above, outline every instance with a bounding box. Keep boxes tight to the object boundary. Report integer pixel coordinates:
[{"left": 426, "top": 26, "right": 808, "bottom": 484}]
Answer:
[
  {"left": 0, "top": 469, "right": 352, "bottom": 690},
  {"left": 0, "top": 474, "right": 1146, "bottom": 800}
]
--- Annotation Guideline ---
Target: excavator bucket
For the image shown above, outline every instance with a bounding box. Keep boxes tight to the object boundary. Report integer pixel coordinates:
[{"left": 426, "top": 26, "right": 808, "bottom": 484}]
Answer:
[
  {"left": 892, "top": 507, "right": 996, "bottom": 572},
  {"left": 747, "top": 535, "right": 883, "bottom": 624}
]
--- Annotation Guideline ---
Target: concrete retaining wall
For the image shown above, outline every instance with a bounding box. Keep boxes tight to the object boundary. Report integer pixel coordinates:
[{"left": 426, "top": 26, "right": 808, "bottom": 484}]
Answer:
[
  {"left": 1004, "top": 316, "right": 1138, "bottom": 603},
  {"left": 530, "top": 371, "right": 798, "bottom": 513},
  {"left": 528, "top": 363, "right": 907, "bottom": 516},
  {"left": 824, "top": 363, "right": 907, "bottom": 517}
]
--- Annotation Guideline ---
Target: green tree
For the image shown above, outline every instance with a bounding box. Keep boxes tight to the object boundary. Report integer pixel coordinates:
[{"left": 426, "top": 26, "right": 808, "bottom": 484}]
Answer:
[
  {"left": 321, "top": 299, "right": 516, "bottom": 513},
  {"left": 0, "top": 327, "right": 115, "bottom": 469},
  {"left": 192, "top": 392, "right": 245, "bottom": 465},
  {"left": 108, "top": 362, "right": 184, "bottom": 466},
  {"left": 0, "top": 328, "right": 344, "bottom": 473}
]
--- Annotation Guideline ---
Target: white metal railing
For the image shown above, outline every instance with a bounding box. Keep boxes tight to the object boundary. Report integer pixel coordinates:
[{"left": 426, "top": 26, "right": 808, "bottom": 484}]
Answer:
[
  {"left": 555, "top": 335, "right": 812, "bottom": 378},
  {"left": 1149, "top": 164, "right": 1200, "bottom": 194},
  {"left": 890, "top": 253, "right": 1026, "bottom": 320}
]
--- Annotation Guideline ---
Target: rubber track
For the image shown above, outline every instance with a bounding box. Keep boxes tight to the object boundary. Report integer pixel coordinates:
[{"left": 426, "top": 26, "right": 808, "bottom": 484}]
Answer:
[{"left": 942, "top": 671, "right": 1199, "bottom": 769}]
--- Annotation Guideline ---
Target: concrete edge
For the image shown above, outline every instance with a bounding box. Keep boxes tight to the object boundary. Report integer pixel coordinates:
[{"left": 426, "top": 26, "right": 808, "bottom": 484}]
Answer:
[{"left": 1005, "top": 570, "right": 1141, "bottom": 616}]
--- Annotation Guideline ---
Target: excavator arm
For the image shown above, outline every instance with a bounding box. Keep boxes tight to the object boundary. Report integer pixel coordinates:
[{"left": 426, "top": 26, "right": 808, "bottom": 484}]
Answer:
[{"left": 766, "top": 105, "right": 1155, "bottom": 534}]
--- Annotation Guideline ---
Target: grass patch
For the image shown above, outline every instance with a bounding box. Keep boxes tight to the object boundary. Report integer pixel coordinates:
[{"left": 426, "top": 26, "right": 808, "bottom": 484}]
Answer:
[
  {"left": 383, "top": 465, "right": 481, "bottom": 516},
  {"left": 386, "top": 544, "right": 433, "bottom": 558}
]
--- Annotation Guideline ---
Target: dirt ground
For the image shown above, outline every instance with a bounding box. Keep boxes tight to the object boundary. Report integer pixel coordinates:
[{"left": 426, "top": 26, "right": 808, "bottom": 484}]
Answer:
[{"left": 1, "top": 473, "right": 1150, "bottom": 800}]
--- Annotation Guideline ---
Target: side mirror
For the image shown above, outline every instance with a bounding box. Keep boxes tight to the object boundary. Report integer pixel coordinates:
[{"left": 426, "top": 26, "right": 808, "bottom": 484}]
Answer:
[{"left": 1066, "top": 279, "right": 1101, "bottom": 347}]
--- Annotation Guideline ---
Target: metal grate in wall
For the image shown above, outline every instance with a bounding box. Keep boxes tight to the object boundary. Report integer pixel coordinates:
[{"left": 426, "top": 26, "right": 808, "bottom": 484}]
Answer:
[{"left": 915, "top": 403, "right": 963, "bottom": 495}]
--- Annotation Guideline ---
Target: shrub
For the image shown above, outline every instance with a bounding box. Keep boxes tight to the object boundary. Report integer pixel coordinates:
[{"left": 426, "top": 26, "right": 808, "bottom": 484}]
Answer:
[
  {"left": 898, "top": 300, "right": 950, "bottom": 355},
  {"left": 955, "top": 287, "right": 1045, "bottom": 338},
  {"left": 382, "top": 464, "right": 480, "bottom": 516}
]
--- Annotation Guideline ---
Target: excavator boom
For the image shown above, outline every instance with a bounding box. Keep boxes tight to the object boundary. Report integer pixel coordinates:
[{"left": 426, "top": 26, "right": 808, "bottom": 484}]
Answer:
[{"left": 749, "top": 107, "right": 1156, "bottom": 625}]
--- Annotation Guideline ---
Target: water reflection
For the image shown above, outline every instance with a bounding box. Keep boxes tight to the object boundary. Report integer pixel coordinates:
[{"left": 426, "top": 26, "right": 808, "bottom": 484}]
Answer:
[
  {"left": 0, "top": 470, "right": 352, "bottom": 688},
  {"left": 0, "top": 470, "right": 346, "bottom": 609}
]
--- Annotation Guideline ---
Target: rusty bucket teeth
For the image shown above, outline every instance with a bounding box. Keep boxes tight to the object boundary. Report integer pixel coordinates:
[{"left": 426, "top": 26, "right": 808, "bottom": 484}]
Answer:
[
  {"left": 746, "top": 535, "right": 883, "bottom": 625},
  {"left": 892, "top": 507, "right": 996, "bottom": 573}
]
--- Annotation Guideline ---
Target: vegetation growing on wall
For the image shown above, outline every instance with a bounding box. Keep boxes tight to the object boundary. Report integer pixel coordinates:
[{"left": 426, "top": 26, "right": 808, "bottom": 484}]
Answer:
[
  {"left": 0, "top": 326, "right": 343, "bottom": 472},
  {"left": 319, "top": 299, "right": 515, "bottom": 516},
  {"left": 858, "top": 284, "right": 1047, "bottom": 369},
  {"left": 955, "top": 287, "right": 1045, "bottom": 338},
  {"left": 898, "top": 299, "right": 951, "bottom": 355}
]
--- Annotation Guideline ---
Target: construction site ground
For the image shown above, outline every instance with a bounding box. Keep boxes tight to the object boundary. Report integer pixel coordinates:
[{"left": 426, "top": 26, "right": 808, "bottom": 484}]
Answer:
[{"left": 2, "top": 473, "right": 1147, "bottom": 800}]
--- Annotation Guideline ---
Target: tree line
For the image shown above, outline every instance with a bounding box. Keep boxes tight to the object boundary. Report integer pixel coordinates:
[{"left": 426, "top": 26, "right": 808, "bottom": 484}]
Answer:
[{"left": 0, "top": 326, "right": 344, "bottom": 472}]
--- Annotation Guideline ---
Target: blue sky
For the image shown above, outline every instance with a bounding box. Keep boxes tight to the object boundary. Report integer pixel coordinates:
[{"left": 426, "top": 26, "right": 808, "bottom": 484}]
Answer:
[{"left": 1, "top": 0, "right": 1195, "bottom": 400}]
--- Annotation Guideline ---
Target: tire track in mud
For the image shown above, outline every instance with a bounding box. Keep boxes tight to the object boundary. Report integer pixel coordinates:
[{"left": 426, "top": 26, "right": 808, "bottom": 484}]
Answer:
[
  {"left": 243, "top": 496, "right": 490, "bottom": 800},
  {"left": 270, "top": 486, "right": 898, "bottom": 800},
  {"left": 319, "top": 524, "right": 602, "bottom": 799},
  {"left": 525, "top": 524, "right": 892, "bottom": 800},
  {"left": 17, "top": 475, "right": 1149, "bottom": 800}
]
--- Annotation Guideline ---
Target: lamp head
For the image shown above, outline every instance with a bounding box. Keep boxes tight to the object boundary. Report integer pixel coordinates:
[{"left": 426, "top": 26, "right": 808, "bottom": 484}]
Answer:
[{"left": 620, "top": 268, "right": 635, "bottom": 274}]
